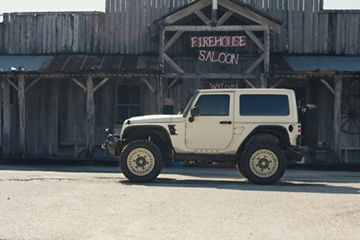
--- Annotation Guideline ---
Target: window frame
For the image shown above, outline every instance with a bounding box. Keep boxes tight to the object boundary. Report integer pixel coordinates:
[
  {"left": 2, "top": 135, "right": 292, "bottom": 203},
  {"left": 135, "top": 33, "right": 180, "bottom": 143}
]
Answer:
[
  {"left": 239, "top": 94, "right": 290, "bottom": 116},
  {"left": 115, "top": 83, "right": 142, "bottom": 124},
  {"left": 194, "top": 94, "right": 231, "bottom": 116}
]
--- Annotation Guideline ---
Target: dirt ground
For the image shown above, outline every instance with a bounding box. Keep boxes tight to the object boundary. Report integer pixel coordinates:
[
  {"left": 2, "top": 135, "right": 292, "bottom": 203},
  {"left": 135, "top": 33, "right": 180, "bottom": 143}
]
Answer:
[{"left": 0, "top": 164, "right": 359, "bottom": 240}]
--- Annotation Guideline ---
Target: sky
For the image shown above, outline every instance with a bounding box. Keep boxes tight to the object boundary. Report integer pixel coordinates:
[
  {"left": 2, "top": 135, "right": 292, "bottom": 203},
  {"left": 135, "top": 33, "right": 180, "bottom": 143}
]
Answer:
[{"left": 0, "top": 0, "right": 359, "bottom": 14}]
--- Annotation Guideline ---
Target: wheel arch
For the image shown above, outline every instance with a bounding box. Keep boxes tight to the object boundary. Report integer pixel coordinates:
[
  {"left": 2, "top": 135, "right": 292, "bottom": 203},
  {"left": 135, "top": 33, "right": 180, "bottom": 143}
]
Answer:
[
  {"left": 122, "top": 125, "right": 174, "bottom": 159},
  {"left": 237, "top": 125, "right": 290, "bottom": 156}
]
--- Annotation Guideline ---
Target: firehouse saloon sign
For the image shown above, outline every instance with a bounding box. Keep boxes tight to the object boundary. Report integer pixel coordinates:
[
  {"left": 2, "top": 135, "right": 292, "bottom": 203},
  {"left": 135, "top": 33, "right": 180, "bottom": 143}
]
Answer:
[{"left": 190, "top": 35, "right": 247, "bottom": 65}]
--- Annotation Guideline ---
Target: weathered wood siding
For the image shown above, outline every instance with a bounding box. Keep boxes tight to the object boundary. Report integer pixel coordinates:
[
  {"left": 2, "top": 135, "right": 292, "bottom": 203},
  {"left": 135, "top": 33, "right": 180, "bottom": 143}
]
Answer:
[
  {"left": 0, "top": 77, "right": 158, "bottom": 160},
  {"left": 0, "top": 0, "right": 359, "bottom": 55}
]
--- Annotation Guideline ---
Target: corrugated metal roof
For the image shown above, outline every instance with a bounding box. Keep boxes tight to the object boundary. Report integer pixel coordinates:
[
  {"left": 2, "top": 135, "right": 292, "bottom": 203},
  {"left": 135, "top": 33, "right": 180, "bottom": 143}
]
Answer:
[
  {"left": 0, "top": 55, "right": 159, "bottom": 73},
  {"left": 282, "top": 56, "right": 360, "bottom": 72}
]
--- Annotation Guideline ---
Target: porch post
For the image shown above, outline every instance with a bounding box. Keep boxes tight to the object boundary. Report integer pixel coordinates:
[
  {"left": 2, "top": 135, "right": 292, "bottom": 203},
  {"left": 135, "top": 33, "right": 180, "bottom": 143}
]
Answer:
[
  {"left": 85, "top": 75, "right": 95, "bottom": 159},
  {"left": 158, "top": 27, "right": 165, "bottom": 114},
  {"left": 0, "top": 78, "right": 2, "bottom": 154},
  {"left": 18, "top": 74, "right": 26, "bottom": 157},
  {"left": 263, "top": 28, "right": 270, "bottom": 88},
  {"left": 333, "top": 75, "right": 343, "bottom": 162},
  {"left": 2, "top": 79, "right": 11, "bottom": 156}
]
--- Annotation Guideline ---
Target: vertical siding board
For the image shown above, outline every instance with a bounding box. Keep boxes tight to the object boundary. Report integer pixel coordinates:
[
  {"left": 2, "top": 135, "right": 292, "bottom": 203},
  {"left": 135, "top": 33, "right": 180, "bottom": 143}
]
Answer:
[
  {"left": 303, "top": 0, "right": 314, "bottom": 53},
  {"left": 34, "top": 15, "right": 41, "bottom": 54},
  {"left": 93, "top": 14, "right": 100, "bottom": 54},
  {"left": 321, "top": 12, "right": 329, "bottom": 53},
  {"left": 73, "top": 15, "right": 80, "bottom": 53},
  {"left": 124, "top": 0, "right": 130, "bottom": 54},
  {"left": 313, "top": 10, "right": 319, "bottom": 53},
  {"left": 3, "top": 14, "right": 9, "bottom": 54},
  {"left": 120, "top": 1, "right": 126, "bottom": 53}
]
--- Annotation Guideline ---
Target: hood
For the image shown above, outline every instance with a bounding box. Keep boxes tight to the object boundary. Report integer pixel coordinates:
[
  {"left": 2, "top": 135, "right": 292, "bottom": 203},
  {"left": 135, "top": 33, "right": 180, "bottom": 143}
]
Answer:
[{"left": 126, "top": 114, "right": 183, "bottom": 124}]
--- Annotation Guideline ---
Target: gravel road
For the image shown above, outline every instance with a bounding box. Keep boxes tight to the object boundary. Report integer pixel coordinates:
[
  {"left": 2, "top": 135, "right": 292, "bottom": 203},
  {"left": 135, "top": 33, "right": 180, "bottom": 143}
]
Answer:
[{"left": 0, "top": 165, "right": 359, "bottom": 240}]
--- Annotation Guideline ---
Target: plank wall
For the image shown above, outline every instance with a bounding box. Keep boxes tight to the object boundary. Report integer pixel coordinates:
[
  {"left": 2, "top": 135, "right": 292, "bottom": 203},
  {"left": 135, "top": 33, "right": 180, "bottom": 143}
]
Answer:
[{"left": 0, "top": 0, "right": 359, "bottom": 55}]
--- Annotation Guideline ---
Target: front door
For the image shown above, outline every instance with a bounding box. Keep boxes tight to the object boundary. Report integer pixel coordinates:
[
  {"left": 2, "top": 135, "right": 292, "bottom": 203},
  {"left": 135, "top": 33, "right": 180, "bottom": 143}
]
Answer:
[{"left": 185, "top": 93, "right": 234, "bottom": 151}]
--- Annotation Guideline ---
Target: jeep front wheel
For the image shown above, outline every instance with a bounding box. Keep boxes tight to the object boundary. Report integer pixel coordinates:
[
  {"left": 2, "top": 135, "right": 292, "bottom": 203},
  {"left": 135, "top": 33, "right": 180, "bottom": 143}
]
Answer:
[
  {"left": 120, "top": 140, "right": 162, "bottom": 182},
  {"left": 241, "top": 141, "right": 285, "bottom": 184}
]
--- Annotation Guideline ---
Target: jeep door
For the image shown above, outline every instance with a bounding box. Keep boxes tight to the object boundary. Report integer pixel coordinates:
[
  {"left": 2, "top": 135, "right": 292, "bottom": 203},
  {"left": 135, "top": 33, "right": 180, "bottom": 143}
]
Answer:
[{"left": 185, "top": 92, "right": 234, "bottom": 150}]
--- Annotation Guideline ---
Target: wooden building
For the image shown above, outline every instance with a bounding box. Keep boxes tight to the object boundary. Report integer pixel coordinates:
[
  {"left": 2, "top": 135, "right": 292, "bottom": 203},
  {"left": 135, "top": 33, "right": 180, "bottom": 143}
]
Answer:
[{"left": 0, "top": 0, "right": 359, "bottom": 164}]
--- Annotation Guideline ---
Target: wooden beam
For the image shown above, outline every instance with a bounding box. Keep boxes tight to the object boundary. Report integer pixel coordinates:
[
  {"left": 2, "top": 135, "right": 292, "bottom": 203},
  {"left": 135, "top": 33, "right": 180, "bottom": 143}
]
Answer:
[
  {"left": 244, "top": 79, "right": 256, "bottom": 88},
  {"left": 260, "top": 73, "right": 267, "bottom": 88},
  {"left": 264, "top": 29, "right": 270, "bottom": 76},
  {"left": 25, "top": 77, "right": 42, "bottom": 92},
  {"left": 167, "top": 79, "right": 180, "bottom": 90},
  {"left": 270, "top": 78, "right": 285, "bottom": 88},
  {"left": 211, "top": 9, "right": 217, "bottom": 25},
  {"left": 344, "top": 79, "right": 359, "bottom": 93},
  {"left": 320, "top": 79, "right": 335, "bottom": 95},
  {"left": 164, "top": 31, "right": 184, "bottom": 52},
  {"left": 140, "top": 78, "right": 155, "bottom": 93},
  {"left": 245, "top": 30, "right": 264, "bottom": 51},
  {"left": 18, "top": 75, "right": 26, "bottom": 157},
  {"left": 94, "top": 77, "right": 109, "bottom": 92},
  {"left": 245, "top": 53, "right": 265, "bottom": 74},
  {"left": 195, "top": 10, "right": 211, "bottom": 25},
  {"left": 219, "top": 0, "right": 281, "bottom": 32},
  {"left": 162, "top": 0, "right": 211, "bottom": 25},
  {"left": 217, "top": 10, "right": 233, "bottom": 26},
  {"left": 164, "top": 53, "right": 185, "bottom": 74},
  {"left": 6, "top": 78, "right": 18, "bottom": 92},
  {"left": 158, "top": 27, "right": 165, "bottom": 114},
  {"left": 2, "top": 79, "right": 11, "bottom": 156},
  {"left": 71, "top": 78, "right": 87, "bottom": 92},
  {"left": 333, "top": 75, "right": 343, "bottom": 162},
  {"left": 164, "top": 25, "right": 268, "bottom": 32},
  {"left": 164, "top": 73, "right": 256, "bottom": 79},
  {"left": 159, "top": 27, "right": 165, "bottom": 75},
  {"left": 85, "top": 76, "right": 95, "bottom": 159}
]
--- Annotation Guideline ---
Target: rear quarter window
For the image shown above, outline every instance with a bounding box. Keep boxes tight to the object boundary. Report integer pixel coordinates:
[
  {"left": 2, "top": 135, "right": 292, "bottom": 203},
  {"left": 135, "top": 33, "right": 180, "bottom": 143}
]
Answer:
[{"left": 240, "top": 94, "right": 289, "bottom": 116}]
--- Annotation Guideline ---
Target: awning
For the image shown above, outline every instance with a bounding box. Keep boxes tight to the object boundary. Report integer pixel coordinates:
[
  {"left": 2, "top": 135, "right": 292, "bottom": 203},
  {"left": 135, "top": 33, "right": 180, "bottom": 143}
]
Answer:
[
  {"left": 0, "top": 55, "right": 159, "bottom": 73},
  {"left": 271, "top": 56, "right": 360, "bottom": 72}
]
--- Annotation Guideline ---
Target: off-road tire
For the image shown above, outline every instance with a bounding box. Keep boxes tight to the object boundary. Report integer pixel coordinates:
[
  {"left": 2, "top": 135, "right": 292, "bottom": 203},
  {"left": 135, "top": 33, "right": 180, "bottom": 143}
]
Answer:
[
  {"left": 240, "top": 140, "right": 286, "bottom": 184},
  {"left": 236, "top": 161, "right": 248, "bottom": 178},
  {"left": 120, "top": 140, "right": 162, "bottom": 182}
]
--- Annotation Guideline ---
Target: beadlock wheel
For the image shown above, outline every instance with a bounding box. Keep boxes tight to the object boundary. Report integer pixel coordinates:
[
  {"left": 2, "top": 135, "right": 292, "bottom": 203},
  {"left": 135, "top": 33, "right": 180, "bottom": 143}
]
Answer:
[
  {"left": 241, "top": 140, "right": 286, "bottom": 185},
  {"left": 127, "top": 148, "right": 155, "bottom": 176},
  {"left": 119, "top": 140, "right": 162, "bottom": 182},
  {"left": 249, "top": 149, "right": 279, "bottom": 178}
]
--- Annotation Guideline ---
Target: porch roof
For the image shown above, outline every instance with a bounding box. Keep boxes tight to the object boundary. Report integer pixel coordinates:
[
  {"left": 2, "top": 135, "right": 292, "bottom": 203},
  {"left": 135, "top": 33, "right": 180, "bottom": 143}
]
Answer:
[
  {"left": 0, "top": 55, "right": 159, "bottom": 74},
  {"left": 271, "top": 55, "right": 360, "bottom": 73}
]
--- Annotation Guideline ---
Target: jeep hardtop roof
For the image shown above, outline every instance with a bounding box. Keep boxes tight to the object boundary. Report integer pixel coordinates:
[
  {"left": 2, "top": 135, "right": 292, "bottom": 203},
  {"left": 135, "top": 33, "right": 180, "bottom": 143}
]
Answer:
[{"left": 197, "top": 88, "right": 294, "bottom": 94}]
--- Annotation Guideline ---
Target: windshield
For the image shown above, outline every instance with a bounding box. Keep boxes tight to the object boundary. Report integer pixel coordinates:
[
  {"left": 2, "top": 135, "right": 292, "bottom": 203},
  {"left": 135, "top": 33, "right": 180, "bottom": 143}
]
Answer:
[{"left": 182, "top": 92, "right": 197, "bottom": 117}]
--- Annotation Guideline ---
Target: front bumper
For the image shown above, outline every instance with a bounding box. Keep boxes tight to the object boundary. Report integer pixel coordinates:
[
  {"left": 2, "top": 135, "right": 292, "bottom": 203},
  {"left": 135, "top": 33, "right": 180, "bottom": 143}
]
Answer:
[{"left": 101, "top": 133, "right": 124, "bottom": 156}]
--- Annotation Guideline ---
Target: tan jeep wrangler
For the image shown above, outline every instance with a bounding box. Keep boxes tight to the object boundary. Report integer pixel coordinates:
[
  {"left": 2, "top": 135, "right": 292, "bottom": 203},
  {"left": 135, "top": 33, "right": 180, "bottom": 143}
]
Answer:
[{"left": 103, "top": 88, "right": 310, "bottom": 184}]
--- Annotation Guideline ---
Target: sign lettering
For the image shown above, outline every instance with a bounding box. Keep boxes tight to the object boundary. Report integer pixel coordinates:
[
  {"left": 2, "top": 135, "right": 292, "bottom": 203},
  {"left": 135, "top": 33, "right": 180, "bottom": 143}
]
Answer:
[
  {"left": 191, "top": 35, "right": 247, "bottom": 48},
  {"left": 191, "top": 35, "right": 247, "bottom": 65}
]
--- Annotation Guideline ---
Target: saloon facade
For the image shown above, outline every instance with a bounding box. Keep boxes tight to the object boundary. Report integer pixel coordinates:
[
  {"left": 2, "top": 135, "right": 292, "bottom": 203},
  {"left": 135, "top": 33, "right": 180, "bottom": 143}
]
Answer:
[{"left": 0, "top": 0, "right": 359, "bottom": 164}]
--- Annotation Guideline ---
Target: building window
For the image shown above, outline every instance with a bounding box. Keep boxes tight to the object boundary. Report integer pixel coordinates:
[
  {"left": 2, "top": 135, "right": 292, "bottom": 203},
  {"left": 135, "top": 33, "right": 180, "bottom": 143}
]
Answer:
[{"left": 117, "top": 85, "right": 141, "bottom": 124}]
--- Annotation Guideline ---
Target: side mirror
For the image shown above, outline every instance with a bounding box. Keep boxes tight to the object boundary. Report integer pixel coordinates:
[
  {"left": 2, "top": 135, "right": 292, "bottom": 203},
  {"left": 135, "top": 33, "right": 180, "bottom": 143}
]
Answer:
[{"left": 191, "top": 106, "right": 200, "bottom": 116}]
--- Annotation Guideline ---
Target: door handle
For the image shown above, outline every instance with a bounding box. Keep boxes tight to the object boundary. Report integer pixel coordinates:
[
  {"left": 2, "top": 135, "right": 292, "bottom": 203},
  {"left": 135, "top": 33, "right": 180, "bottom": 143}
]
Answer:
[{"left": 220, "top": 121, "right": 232, "bottom": 125}]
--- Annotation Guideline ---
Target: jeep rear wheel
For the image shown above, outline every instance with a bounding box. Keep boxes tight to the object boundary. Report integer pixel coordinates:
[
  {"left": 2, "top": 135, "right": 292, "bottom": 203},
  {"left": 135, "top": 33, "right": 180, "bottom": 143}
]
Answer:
[
  {"left": 241, "top": 141, "right": 285, "bottom": 184},
  {"left": 120, "top": 140, "right": 162, "bottom": 182}
]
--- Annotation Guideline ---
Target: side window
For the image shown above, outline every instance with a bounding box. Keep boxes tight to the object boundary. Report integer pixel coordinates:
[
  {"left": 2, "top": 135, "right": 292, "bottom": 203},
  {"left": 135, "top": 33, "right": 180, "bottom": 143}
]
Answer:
[
  {"left": 117, "top": 85, "right": 141, "bottom": 123},
  {"left": 240, "top": 94, "right": 289, "bottom": 116},
  {"left": 195, "top": 94, "right": 230, "bottom": 116}
]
